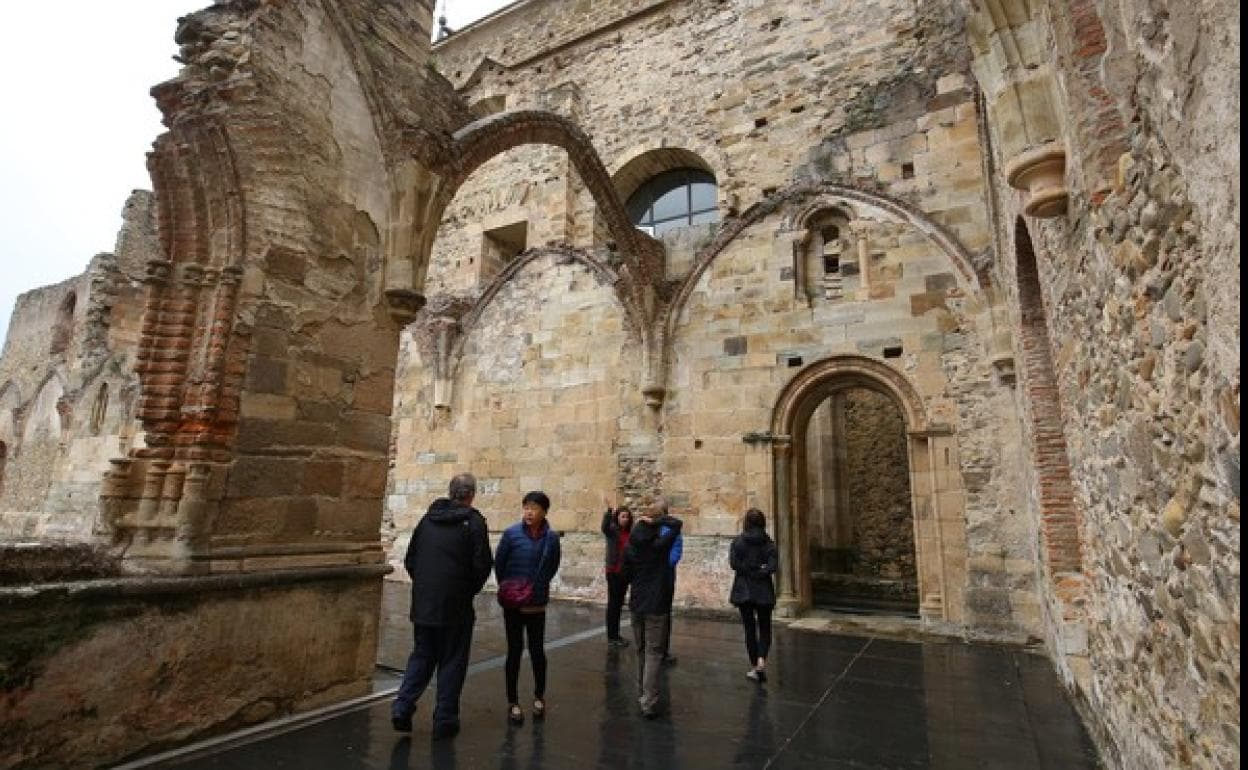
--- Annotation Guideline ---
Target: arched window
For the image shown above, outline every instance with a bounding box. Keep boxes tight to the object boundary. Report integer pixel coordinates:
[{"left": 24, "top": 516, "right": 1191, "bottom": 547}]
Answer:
[
  {"left": 626, "top": 168, "right": 718, "bottom": 237},
  {"left": 90, "top": 382, "right": 109, "bottom": 435},
  {"left": 50, "top": 292, "right": 76, "bottom": 355}
]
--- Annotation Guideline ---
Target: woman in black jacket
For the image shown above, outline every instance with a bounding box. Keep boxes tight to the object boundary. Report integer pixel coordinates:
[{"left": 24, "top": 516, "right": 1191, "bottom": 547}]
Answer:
[
  {"left": 601, "top": 495, "right": 633, "bottom": 648},
  {"left": 729, "top": 508, "right": 779, "bottom": 682}
]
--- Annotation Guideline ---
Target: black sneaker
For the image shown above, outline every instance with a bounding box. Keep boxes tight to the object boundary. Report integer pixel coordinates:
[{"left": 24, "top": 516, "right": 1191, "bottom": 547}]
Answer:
[
  {"left": 661, "top": 654, "right": 678, "bottom": 666},
  {"left": 391, "top": 711, "right": 413, "bottom": 733},
  {"left": 607, "top": 637, "right": 630, "bottom": 648},
  {"left": 431, "top": 722, "right": 460, "bottom": 740}
]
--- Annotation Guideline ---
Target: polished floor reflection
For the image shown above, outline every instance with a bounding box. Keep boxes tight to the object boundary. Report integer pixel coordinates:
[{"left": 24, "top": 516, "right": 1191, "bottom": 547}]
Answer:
[{"left": 151, "top": 593, "right": 1101, "bottom": 769}]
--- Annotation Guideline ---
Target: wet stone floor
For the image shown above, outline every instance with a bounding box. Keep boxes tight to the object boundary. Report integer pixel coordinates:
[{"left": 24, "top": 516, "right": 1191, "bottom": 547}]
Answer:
[{"left": 149, "top": 587, "right": 1101, "bottom": 770}]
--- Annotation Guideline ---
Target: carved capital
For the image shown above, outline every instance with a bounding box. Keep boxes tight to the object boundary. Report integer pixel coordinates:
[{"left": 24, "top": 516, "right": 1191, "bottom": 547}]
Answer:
[
  {"left": 385, "top": 288, "right": 426, "bottom": 324},
  {"left": 641, "top": 384, "right": 666, "bottom": 409},
  {"left": 1005, "top": 143, "right": 1068, "bottom": 218}
]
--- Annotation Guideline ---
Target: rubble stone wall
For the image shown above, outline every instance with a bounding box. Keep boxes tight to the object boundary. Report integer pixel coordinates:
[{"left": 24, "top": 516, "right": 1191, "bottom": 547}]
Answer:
[{"left": 972, "top": 2, "right": 1240, "bottom": 767}]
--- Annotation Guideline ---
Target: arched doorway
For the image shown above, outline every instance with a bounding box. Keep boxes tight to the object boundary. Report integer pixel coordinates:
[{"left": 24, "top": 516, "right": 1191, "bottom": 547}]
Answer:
[
  {"left": 771, "top": 355, "right": 968, "bottom": 622},
  {"left": 803, "top": 387, "right": 918, "bottom": 615}
]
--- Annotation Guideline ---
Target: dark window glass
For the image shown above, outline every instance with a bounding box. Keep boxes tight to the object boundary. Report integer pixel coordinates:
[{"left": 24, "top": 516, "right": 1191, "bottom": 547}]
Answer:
[{"left": 627, "top": 168, "right": 719, "bottom": 232}]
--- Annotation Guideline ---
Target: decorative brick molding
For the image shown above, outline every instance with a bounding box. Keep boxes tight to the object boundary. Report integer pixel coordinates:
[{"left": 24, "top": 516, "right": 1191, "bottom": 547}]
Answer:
[{"left": 1013, "top": 220, "right": 1083, "bottom": 575}]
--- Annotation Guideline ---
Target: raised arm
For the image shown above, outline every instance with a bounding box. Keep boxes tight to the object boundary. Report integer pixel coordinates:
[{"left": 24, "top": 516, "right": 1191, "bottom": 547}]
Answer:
[{"left": 601, "top": 508, "right": 616, "bottom": 537}]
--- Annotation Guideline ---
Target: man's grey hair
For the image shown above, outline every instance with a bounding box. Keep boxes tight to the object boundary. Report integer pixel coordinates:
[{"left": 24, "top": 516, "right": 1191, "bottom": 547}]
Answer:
[
  {"left": 449, "top": 473, "right": 477, "bottom": 502},
  {"left": 649, "top": 496, "right": 669, "bottom": 517}
]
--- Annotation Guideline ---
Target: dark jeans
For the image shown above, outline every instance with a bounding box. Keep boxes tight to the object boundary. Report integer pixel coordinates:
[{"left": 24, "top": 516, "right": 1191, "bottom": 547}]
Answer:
[
  {"left": 504, "top": 608, "right": 547, "bottom": 703},
  {"left": 605, "top": 571, "right": 629, "bottom": 640},
  {"left": 661, "top": 567, "right": 677, "bottom": 655},
  {"left": 393, "top": 617, "right": 474, "bottom": 729},
  {"left": 738, "top": 603, "right": 772, "bottom": 665}
]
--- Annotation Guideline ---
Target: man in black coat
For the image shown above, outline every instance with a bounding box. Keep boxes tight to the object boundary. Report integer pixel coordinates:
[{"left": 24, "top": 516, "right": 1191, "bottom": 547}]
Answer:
[
  {"left": 391, "top": 472, "right": 494, "bottom": 739},
  {"left": 621, "top": 500, "right": 682, "bottom": 718}
]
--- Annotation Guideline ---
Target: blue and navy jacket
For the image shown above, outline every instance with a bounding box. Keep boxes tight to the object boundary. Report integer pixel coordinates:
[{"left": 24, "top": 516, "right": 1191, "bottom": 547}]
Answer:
[{"left": 494, "top": 521, "right": 562, "bottom": 607}]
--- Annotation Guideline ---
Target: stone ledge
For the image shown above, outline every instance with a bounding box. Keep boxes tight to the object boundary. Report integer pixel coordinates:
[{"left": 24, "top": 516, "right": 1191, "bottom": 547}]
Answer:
[{"left": 0, "top": 564, "right": 393, "bottom": 604}]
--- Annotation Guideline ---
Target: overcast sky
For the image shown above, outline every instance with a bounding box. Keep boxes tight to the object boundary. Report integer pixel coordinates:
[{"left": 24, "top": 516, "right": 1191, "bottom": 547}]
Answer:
[{"left": 0, "top": 0, "right": 512, "bottom": 348}]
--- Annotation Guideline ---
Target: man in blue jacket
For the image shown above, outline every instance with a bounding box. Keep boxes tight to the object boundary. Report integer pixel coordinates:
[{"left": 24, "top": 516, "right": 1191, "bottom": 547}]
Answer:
[{"left": 392, "top": 472, "right": 494, "bottom": 739}]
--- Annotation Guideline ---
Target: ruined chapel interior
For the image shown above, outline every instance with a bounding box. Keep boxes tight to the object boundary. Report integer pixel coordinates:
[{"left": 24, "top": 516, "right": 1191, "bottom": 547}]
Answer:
[{"left": 0, "top": 1, "right": 1238, "bottom": 768}]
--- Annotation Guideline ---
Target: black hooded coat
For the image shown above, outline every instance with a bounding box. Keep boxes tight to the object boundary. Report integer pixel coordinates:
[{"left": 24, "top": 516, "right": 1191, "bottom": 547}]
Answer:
[
  {"left": 404, "top": 497, "right": 494, "bottom": 626},
  {"left": 729, "top": 527, "right": 779, "bottom": 607}
]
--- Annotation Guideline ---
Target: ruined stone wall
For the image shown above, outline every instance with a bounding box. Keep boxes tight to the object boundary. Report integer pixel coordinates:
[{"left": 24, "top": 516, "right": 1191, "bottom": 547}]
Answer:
[
  {"left": 387, "top": 250, "right": 640, "bottom": 566},
  {"left": 377, "top": 0, "right": 1042, "bottom": 634},
  {"left": 971, "top": 2, "right": 1240, "bottom": 767},
  {"left": 0, "top": 568, "right": 383, "bottom": 769},
  {"left": 0, "top": 192, "right": 151, "bottom": 534},
  {"left": 844, "top": 388, "right": 914, "bottom": 581}
]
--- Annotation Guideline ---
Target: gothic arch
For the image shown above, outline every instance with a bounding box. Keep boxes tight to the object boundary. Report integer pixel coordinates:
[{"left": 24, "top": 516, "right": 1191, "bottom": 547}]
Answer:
[
  {"left": 667, "top": 181, "right": 984, "bottom": 335},
  {"left": 655, "top": 182, "right": 987, "bottom": 406},
  {"left": 22, "top": 371, "right": 69, "bottom": 445},
  {"left": 767, "top": 355, "right": 967, "bottom": 622},
  {"left": 449, "top": 247, "right": 635, "bottom": 370}
]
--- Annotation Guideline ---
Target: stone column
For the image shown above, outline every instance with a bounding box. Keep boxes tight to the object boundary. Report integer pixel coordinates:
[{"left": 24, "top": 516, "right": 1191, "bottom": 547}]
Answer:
[
  {"left": 772, "top": 436, "right": 800, "bottom": 616},
  {"left": 852, "top": 222, "right": 871, "bottom": 300}
]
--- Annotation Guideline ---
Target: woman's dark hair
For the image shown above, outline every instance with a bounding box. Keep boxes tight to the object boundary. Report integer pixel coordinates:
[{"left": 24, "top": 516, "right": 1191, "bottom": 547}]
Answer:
[
  {"left": 743, "top": 508, "right": 766, "bottom": 531},
  {"left": 615, "top": 506, "right": 633, "bottom": 528},
  {"left": 522, "top": 490, "right": 551, "bottom": 512}
]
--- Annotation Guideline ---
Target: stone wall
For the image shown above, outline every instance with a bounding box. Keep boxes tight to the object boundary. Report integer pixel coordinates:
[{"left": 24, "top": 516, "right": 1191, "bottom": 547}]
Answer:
[
  {"left": 969, "top": 2, "right": 1240, "bottom": 767},
  {"left": 0, "top": 568, "right": 384, "bottom": 769},
  {"left": 0, "top": 192, "right": 151, "bottom": 534},
  {"left": 382, "top": 0, "right": 1040, "bottom": 636},
  {"left": 844, "top": 388, "right": 914, "bottom": 582}
]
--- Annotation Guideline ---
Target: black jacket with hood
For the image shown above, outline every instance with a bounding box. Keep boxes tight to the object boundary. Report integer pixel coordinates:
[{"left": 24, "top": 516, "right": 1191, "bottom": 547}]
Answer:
[
  {"left": 729, "top": 527, "right": 779, "bottom": 607},
  {"left": 404, "top": 497, "right": 494, "bottom": 626},
  {"left": 621, "top": 515, "right": 682, "bottom": 615}
]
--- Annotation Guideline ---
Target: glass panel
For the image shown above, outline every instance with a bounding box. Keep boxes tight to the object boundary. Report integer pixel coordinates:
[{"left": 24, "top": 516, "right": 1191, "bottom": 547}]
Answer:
[
  {"left": 650, "top": 185, "right": 689, "bottom": 222},
  {"left": 690, "top": 209, "right": 719, "bottom": 226},
  {"left": 653, "top": 218, "right": 686, "bottom": 237},
  {"left": 690, "top": 182, "right": 717, "bottom": 212}
]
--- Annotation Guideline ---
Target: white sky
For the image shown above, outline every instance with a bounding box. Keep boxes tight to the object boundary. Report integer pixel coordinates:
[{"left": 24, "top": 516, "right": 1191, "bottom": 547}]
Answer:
[{"left": 0, "top": 0, "right": 513, "bottom": 347}]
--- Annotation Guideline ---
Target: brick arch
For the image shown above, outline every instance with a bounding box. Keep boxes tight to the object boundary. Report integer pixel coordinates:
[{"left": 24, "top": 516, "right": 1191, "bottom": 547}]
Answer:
[
  {"left": 440, "top": 110, "right": 664, "bottom": 285},
  {"left": 1014, "top": 219, "right": 1083, "bottom": 575}
]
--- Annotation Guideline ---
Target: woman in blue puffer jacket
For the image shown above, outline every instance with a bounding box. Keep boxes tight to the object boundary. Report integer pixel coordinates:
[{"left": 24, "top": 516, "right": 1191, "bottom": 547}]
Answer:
[{"left": 494, "top": 490, "right": 561, "bottom": 725}]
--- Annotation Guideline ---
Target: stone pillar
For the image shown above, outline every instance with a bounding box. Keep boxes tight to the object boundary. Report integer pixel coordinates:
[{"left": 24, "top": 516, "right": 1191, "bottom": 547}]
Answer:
[
  {"left": 853, "top": 222, "right": 871, "bottom": 300},
  {"left": 772, "top": 436, "right": 800, "bottom": 616}
]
